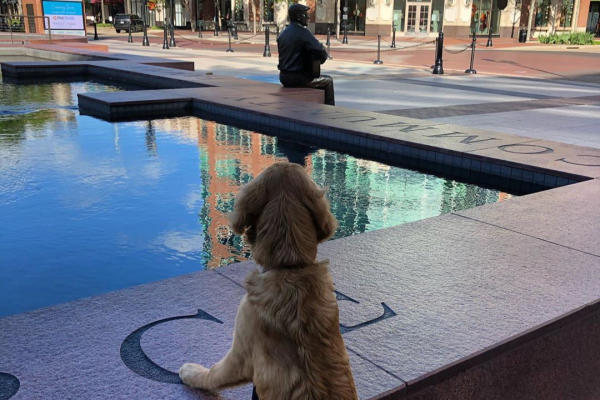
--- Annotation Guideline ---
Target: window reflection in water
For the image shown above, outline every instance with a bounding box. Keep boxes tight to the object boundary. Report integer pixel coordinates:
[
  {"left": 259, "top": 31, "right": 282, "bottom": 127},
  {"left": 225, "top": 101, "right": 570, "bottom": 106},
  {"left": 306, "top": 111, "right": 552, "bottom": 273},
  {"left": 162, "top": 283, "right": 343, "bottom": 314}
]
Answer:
[{"left": 152, "top": 117, "right": 511, "bottom": 268}]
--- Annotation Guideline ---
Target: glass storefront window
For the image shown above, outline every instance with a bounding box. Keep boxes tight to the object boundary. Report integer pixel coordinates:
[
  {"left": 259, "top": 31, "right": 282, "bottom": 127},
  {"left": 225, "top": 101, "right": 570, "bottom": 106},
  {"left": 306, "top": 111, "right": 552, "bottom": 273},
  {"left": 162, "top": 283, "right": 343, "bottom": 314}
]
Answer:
[
  {"left": 263, "top": 0, "right": 274, "bottom": 22},
  {"left": 559, "top": 0, "right": 574, "bottom": 27},
  {"left": 340, "top": 0, "right": 366, "bottom": 32},
  {"left": 430, "top": 0, "right": 444, "bottom": 32},
  {"left": 393, "top": 0, "right": 406, "bottom": 30},
  {"left": 534, "top": 0, "right": 551, "bottom": 27},
  {"left": 471, "top": 0, "right": 499, "bottom": 34},
  {"left": 234, "top": 0, "right": 243, "bottom": 21}
]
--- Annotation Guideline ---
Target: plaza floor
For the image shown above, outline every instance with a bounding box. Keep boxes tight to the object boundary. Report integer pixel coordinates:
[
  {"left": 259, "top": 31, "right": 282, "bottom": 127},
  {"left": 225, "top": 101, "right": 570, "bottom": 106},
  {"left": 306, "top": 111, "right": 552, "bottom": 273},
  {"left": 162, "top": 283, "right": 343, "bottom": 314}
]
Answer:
[{"left": 1, "top": 40, "right": 599, "bottom": 400}]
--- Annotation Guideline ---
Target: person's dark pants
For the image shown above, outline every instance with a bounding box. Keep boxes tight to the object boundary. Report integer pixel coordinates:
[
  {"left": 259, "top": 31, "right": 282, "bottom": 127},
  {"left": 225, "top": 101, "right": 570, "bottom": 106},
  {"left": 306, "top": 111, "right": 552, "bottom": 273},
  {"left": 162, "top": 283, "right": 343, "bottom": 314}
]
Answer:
[
  {"left": 252, "top": 386, "right": 259, "bottom": 400},
  {"left": 279, "top": 71, "right": 335, "bottom": 106}
]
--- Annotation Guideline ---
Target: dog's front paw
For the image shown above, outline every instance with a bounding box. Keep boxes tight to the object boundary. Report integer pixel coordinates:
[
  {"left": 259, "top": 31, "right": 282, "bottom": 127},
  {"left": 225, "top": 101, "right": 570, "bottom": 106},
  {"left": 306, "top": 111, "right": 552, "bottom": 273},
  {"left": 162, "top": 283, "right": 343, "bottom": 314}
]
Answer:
[{"left": 179, "top": 363, "right": 210, "bottom": 388}]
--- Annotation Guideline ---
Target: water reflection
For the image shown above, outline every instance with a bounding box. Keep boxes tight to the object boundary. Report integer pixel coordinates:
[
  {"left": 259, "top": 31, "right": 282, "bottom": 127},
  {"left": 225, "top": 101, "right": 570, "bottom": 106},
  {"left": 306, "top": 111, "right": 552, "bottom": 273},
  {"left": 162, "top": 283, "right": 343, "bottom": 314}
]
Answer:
[
  {"left": 151, "top": 117, "right": 511, "bottom": 268},
  {"left": 0, "top": 79, "right": 511, "bottom": 316},
  {"left": 145, "top": 121, "right": 157, "bottom": 156}
]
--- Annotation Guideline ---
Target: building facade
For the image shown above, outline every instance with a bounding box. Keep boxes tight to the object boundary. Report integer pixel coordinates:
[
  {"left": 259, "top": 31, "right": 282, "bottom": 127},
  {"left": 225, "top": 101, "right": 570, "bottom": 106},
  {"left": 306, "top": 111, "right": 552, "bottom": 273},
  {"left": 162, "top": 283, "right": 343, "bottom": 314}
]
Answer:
[
  {"left": 8, "top": 0, "right": 597, "bottom": 36},
  {"left": 186, "top": 0, "right": 522, "bottom": 36},
  {"left": 189, "top": 0, "right": 598, "bottom": 37}
]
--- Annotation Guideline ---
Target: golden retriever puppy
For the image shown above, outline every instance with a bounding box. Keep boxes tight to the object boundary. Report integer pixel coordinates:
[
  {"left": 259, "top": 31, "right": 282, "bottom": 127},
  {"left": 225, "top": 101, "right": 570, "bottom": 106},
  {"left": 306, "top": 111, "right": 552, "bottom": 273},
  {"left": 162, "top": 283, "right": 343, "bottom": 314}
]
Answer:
[{"left": 179, "top": 161, "right": 358, "bottom": 400}]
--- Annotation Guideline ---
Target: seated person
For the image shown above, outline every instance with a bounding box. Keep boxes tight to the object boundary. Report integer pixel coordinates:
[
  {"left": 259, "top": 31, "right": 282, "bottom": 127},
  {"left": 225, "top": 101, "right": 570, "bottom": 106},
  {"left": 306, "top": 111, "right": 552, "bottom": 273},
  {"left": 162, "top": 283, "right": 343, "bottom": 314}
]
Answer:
[{"left": 277, "top": 3, "right": 335, "bottom": 106}]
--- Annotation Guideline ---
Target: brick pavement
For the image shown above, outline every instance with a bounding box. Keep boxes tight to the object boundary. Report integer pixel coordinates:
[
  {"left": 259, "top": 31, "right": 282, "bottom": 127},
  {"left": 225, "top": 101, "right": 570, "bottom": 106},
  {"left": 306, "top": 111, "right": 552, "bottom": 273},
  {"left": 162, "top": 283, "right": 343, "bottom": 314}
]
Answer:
[{"left": 87, "top": 27, "right": 600, "bottom": 79}]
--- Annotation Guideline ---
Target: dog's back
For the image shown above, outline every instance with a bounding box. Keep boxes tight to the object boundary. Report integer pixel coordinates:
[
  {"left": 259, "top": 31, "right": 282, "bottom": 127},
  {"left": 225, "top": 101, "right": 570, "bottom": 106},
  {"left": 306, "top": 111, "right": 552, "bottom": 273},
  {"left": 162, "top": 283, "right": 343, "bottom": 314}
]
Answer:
[
  {"left": 180, "top": 163, "right": 357, "bottom": 397},
  {"left": 245, "top": 261, "right": 358, "bottom": 400}
]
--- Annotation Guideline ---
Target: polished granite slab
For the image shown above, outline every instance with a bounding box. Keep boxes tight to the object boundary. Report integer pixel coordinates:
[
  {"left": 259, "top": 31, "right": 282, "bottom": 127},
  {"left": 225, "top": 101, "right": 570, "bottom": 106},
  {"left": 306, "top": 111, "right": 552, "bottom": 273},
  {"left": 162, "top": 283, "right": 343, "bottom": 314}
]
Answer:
[
  {"left": 219, "top": 211, "right": 600, "bottom": 388},
  {"left": 456, "top": 179, "right": 600, "bottom": 256},
  {"left": 0, "top": 267, "right": 403, "bottom": 400}
]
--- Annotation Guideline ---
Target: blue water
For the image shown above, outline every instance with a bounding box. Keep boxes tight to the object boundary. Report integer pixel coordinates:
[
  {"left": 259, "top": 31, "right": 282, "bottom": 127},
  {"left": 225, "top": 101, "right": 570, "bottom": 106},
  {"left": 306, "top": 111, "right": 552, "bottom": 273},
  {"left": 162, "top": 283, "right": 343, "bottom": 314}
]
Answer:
[
  {"left": 239, "top": 75, "right": 280, "bottom": 84},
  {"left": 0, "top": 78, "right": 512, "bottom": 317}
]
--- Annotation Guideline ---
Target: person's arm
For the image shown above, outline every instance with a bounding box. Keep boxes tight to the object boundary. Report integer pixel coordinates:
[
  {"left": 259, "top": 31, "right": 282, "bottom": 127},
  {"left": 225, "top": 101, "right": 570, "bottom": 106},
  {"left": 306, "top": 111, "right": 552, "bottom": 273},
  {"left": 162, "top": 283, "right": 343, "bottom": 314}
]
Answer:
[{"left": 305, "top": 30, "right": 328, "bottom": 64}]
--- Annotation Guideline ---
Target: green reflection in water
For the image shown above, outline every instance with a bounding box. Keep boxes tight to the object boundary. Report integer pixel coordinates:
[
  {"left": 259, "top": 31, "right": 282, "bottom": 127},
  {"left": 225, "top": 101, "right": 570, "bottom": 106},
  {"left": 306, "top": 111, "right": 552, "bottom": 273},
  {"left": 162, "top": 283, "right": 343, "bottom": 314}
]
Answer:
[{"left": 182, "top": 120, "right": 511, "bottom": 267}]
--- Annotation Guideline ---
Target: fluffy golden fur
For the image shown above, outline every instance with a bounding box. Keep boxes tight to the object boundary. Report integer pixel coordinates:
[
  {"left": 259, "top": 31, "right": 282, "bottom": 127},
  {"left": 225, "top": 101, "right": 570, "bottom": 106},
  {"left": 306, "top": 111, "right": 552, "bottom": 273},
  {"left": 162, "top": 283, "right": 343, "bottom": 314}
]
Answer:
[{"left": 180, "top": 162, "right": 358, "bottom": 399}]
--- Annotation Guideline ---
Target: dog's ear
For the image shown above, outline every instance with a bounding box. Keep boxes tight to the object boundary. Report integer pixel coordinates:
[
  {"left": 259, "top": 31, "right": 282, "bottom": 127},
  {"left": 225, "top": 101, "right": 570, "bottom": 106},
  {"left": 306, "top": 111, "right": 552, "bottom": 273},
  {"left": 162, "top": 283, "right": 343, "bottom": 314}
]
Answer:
[
  {"left": 303, "top": 184, "right": 338, "bottom": 243},
  {"left": 229, "top": 172, "right": 269, "bottom": 236}
]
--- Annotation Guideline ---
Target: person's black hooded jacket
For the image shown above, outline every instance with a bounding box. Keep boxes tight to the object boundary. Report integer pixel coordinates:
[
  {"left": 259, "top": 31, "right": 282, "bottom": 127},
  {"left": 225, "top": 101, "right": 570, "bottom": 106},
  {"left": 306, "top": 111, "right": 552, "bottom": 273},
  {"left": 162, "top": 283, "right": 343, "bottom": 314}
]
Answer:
[{"left": 277, "top": 22, "right": 327, "bottom": 78}]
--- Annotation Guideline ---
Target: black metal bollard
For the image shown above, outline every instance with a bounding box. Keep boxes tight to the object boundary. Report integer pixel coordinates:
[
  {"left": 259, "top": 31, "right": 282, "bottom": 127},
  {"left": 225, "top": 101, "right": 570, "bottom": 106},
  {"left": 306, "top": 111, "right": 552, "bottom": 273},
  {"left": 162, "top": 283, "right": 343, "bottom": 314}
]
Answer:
[
  {"left": 391, "top": 24, "right": 396, "bottom": 48},
  {"left": 465, "top": 33, "right": 477, "bottom": 74},
  {"left": 326, "top": 26, "right": 332, "bottom": 59},
  {"left": 169, "top": 21, "right": 176, "bottom": 47},
  {"left": 142, "top": 7, "right": 150, "bottom": 46},
  {"left": 226, "top": 26, "right": 234, "bottom": 52},
  {"left": 374, "top": 34, "right": 383, "bottom": 64},
  {"left": 432, "top": 31, "right": 444, "bottom": 74},
  {"left": 93, "top": 21, "right": 98, "bottom": 40},
  {"left": 263, "top": 27, "right": 271, "bottom": 57},
  {"left": 163, "top": 22, "right": 169, "bottom": 49},
  {"left": 128, "top": 22, "right": 133, "bottom": 43}
]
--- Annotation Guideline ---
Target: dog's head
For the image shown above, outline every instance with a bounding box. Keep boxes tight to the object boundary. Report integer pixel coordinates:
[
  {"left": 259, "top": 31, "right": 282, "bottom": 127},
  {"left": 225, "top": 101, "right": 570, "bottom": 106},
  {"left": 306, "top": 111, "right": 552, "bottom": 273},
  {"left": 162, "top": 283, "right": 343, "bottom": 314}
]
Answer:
[{"left": 229, "top": 162, "right": 337, "bottom": 270}]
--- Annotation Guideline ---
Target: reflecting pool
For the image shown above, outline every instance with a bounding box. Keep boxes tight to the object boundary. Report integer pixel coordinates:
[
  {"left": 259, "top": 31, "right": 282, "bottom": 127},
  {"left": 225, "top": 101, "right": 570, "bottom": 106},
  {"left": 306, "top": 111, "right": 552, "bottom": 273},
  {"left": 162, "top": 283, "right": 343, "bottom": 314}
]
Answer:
[{"left": 0, "top": 77, "right": 512, "bottom": 316}]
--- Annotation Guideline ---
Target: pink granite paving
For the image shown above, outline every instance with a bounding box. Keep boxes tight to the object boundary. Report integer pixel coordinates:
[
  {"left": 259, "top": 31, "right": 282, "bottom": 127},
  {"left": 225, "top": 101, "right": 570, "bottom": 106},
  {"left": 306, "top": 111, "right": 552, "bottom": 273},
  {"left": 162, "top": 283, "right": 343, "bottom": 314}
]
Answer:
[{"left": 2, "top": 43, "right": 600, "bottom": 400}]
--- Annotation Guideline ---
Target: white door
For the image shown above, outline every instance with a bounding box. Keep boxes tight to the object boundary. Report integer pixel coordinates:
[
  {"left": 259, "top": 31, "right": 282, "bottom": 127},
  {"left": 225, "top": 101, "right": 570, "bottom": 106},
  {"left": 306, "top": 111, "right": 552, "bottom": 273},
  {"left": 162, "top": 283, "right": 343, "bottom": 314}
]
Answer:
[{"left": 405, "top": 2, "right": 430, "bottom": 33}]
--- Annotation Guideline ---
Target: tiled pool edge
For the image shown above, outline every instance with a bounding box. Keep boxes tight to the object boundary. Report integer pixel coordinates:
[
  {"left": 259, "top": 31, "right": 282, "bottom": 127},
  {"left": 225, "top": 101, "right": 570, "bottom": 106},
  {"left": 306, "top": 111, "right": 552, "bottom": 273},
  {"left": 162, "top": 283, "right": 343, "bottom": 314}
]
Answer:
[
  {"left": 76, "top": 87, "right": 591, "bottom": 195},
  {"left": 187, "top": 97, "right": 587, "bottom": 194}
]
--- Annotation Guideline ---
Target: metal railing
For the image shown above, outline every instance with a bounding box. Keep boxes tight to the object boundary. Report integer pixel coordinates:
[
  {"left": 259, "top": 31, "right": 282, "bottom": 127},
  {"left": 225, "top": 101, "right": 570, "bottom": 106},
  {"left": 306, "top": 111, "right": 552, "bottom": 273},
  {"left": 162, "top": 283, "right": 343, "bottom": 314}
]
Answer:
[{"left": 0, "top": 15, "right": 52, "bottom": 44}]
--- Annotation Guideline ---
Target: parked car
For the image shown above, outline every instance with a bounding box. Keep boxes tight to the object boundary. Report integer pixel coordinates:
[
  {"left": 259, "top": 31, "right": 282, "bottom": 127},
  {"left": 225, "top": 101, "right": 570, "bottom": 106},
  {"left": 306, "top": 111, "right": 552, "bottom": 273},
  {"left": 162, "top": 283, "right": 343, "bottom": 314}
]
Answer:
[{"left": 114, "top": 14, "right": 144, "bottom": 33}]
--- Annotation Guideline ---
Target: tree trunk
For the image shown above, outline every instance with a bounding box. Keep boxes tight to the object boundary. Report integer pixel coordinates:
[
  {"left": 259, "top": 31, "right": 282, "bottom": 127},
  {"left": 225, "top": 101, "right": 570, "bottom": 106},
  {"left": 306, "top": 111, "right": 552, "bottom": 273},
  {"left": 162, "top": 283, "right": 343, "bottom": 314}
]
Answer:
[
  {"left": 526, "top": 0, "right": 535, "bottom": 40},
  {"left": 571, "top": 0, "right": 581, "bottom": 32},
  {"left": 335, "top": 0, "right": 340, "bottom": 37},
  {"left": 101, "top": 0, "right": 106, "bottom": 23},
  {"left": 252, "top": 0, "right": 256, "bottom": 33}
]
